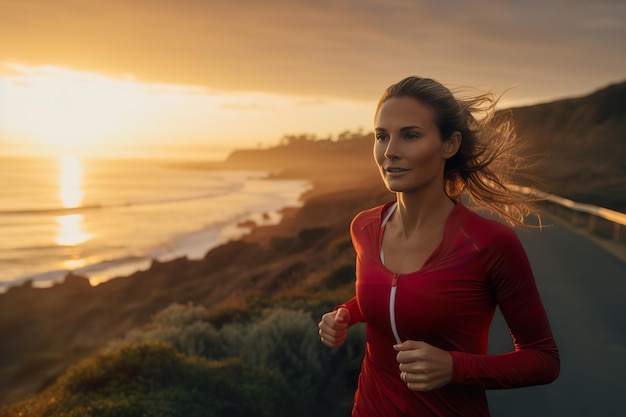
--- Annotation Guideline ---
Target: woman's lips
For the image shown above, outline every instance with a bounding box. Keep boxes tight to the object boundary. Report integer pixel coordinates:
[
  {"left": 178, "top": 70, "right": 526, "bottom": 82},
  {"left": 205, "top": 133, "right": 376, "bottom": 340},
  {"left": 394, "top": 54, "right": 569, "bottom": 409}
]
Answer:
[{"left": 384, "top": 167, "right": 409, "bottom": 176}]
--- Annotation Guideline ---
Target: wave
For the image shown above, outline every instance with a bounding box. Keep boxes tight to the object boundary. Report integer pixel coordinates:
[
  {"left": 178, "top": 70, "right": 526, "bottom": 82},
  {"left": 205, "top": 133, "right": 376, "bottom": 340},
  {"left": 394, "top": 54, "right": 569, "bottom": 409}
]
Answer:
[
  {"left": 0, "top": 206, "right": 283, "bottom": 292},
  {"left": 0, "top": 204, "right": 105, "bottom": 215},
  {"left": 0, "top": 188, "right": 241, "bottom": 216},
  {"left": 0, "top": 255, "right": 153, "bottom": 292}
]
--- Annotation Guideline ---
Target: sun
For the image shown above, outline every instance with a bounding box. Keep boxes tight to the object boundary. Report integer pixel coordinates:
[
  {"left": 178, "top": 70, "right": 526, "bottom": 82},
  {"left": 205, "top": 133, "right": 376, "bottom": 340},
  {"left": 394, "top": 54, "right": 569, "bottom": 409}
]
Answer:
[
  {"left": 1, "top": 65, "right": 134, "bottom": 155},
  {"left": 0, "top": 63, "right": 214, "bottom": 158}
]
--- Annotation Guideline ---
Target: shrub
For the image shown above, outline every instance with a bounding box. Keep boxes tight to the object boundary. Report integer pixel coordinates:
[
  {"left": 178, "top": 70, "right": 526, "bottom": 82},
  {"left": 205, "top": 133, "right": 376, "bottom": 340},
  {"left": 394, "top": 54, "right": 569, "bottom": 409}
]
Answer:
[
  {"left": 0, "top": 342, "right": 294, "bottom": 417},
  {"left": 117, "top": 303, "right": 229, "bottom": 359},
  {"left": 112, "top": 303, "right": 366, "bottom": 417},
  {"left": 3, "top": 304, "right": 366, "bottom": 417}
]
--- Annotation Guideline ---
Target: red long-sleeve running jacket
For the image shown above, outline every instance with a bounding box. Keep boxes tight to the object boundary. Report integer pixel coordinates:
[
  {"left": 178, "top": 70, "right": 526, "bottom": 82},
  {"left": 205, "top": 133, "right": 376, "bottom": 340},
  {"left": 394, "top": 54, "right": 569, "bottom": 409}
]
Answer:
[{"left": 339, "top": 201, "right": 559, "bottom": 417}]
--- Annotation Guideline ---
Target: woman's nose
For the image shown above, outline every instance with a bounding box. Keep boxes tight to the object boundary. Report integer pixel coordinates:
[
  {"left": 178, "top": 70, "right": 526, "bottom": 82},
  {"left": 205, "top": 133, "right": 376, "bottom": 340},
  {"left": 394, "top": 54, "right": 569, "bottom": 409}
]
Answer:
[{"left": 384, "top": 138, "right": 400, "bottom": 160}]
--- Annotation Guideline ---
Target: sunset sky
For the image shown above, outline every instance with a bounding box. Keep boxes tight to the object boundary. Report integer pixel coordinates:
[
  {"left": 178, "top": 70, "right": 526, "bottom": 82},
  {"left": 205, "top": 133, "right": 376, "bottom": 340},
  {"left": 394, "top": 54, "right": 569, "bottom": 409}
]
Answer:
[{"left": 1, "top": 0, "right": 625, "bottom": 159}]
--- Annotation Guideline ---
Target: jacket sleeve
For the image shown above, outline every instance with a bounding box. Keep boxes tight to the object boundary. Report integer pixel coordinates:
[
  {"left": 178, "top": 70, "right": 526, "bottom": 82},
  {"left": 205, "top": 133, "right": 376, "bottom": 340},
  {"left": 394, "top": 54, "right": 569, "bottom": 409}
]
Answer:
[
  {"left": 335, "top": 297, "right": 365, "bottom": 326},
  {"left": 449, "top": 228, "right": 560, "bottom": 388},
  {"left": 333, "top": 209, "right": 375, "bottom": 326}
]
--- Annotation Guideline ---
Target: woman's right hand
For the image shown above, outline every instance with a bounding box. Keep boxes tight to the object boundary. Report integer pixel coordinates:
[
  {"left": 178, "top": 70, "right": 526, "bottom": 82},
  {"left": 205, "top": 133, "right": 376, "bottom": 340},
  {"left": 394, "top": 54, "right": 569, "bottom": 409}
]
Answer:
[{"left": 318, "top": 307, "right": 350, "bottom": 348}]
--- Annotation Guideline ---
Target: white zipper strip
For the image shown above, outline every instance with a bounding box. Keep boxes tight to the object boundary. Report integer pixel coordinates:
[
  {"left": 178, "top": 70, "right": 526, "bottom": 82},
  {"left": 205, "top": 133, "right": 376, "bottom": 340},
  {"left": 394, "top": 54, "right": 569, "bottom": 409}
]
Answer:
[
  {"left": 389, "top": 285, "right": 402, "bottom": 344},
  {"left": 381, "top": 202, "right": 402, "bottom": 344}
]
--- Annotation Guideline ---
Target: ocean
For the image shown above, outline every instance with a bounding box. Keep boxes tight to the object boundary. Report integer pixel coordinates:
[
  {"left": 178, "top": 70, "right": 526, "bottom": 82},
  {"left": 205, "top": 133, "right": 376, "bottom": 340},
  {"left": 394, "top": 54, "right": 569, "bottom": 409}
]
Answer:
[{"left": 0, "top": 156, "right": 311, "bottom": 292}]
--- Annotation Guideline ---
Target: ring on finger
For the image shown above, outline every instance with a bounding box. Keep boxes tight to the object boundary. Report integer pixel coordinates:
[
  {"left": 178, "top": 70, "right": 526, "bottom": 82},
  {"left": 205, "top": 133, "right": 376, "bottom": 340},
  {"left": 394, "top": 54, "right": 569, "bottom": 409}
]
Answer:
[{"left": 401, "top": 371, "right": 408, "bottom": 382}]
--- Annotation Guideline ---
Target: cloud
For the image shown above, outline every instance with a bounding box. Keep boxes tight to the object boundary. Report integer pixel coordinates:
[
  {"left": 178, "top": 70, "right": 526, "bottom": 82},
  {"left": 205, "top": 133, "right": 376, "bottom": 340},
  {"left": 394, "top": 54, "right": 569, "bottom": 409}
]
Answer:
[{"left": 1, "top": 0, "right": 625, "bottom": 104}]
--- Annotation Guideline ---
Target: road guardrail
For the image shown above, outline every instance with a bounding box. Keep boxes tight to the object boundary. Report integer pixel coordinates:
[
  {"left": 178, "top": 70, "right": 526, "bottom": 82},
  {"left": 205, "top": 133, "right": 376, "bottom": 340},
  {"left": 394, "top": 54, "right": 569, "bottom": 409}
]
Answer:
[{"left": 511, "top": 186, "right": 626, "bottom": 245}]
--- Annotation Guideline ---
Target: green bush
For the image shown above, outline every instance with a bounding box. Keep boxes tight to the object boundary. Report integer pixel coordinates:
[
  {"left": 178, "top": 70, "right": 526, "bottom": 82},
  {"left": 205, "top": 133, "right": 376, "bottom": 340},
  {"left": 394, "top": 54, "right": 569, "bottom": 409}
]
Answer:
[
  {"left": 3, "top": 304, "right": 366, "bottom": 417},
  {"left": 119, "top": 303, "right": 230, "bottom": 359},
  {"left": 112, "top": 303, "right": 366, "bottom": 416},
  {"left": 1, "top": 342, "right": 294, "bottom": 417}
]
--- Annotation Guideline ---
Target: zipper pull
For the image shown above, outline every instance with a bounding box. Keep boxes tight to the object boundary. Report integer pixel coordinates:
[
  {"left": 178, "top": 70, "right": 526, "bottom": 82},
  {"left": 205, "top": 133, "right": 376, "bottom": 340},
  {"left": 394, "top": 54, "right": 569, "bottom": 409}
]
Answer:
[{"left": 391, "top": 273, "right": 399, "bottom": 287}]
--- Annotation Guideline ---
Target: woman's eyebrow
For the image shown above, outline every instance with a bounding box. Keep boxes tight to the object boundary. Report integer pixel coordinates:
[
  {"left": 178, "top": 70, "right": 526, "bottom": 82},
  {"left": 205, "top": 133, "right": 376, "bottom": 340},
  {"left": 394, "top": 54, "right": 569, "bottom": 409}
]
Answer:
[
  {"left": 375, "top": 125, "right": 424, "bottom": 132},
  {"left": 399, "top": 125, "right": 424, "bottom": 132}
]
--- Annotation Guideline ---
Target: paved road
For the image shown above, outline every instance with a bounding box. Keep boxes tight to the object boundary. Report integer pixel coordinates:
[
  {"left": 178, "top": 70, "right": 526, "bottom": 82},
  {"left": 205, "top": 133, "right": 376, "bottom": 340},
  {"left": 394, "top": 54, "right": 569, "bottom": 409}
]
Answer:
[{"left": 487, "top": 214, "right": 626, "bottom": 417}]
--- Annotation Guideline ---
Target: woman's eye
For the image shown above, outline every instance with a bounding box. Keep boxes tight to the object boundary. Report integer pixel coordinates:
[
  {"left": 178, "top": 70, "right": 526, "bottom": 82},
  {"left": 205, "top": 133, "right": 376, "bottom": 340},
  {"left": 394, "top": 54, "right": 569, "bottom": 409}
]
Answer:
[
  {"left": 375, "top": 134, "right": 389, "bottom": 141},
  {"left": 404, "top": 133, "right": 419, "bottom": 140}
]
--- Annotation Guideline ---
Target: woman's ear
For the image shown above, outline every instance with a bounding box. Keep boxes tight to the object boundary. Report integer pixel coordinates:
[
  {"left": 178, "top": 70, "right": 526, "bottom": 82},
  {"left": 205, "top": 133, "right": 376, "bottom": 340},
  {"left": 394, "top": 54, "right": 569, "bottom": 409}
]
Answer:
[{"left": 443, "top": 131, "right": 461, "bottom": 159}]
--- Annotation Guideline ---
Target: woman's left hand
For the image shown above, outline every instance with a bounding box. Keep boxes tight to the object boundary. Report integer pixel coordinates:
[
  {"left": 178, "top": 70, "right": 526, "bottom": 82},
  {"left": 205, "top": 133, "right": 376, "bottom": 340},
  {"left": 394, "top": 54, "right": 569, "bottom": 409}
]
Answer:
[{"left": 394, "top": 340, "right": 453, "bottom": 392}]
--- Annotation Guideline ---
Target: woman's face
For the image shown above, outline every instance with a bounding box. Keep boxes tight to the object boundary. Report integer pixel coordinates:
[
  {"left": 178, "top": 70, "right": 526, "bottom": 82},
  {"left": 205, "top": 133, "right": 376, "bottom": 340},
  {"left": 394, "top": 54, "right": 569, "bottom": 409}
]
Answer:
[{"left": 374, "top": 96, "right": 456, "bottom": 194}]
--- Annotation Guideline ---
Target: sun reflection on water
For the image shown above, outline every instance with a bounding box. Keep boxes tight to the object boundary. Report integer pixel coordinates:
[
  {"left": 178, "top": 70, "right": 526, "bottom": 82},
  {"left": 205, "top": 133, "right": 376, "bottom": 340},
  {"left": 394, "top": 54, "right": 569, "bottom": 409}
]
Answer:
[
  {"left": 55, "top": 214, "right": 91, "bottom": 246},
  {"left": 55, "top": 155, "right": 91, "bottom": 257}
]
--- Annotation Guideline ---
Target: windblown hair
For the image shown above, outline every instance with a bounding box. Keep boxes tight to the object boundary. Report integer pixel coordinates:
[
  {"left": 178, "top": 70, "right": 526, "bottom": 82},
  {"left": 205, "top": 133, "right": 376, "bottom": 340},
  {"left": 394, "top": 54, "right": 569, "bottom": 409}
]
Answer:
[{"left": 376, "top": 76, "right": 538, "bottom": 227}]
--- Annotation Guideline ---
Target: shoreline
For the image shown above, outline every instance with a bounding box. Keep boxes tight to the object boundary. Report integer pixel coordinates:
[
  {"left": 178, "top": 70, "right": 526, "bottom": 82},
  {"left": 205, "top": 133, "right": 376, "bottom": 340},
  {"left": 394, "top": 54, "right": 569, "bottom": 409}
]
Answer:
[
  {"left": 0, "top": 203, "right": 307, "bottom": 293},
  {"left": 0, "top": 168, "right": 313, "bottom": 293},
  {"left": 0, "top": 148, "right": 388, "bottom": 405}
]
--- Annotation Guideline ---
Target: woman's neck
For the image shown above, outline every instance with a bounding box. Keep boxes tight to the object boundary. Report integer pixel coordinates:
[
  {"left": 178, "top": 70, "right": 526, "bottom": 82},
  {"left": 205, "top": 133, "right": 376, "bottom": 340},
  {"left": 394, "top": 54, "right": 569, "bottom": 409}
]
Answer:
[{"left": 393, "top": 190, "right": 455, "bottom": 238}]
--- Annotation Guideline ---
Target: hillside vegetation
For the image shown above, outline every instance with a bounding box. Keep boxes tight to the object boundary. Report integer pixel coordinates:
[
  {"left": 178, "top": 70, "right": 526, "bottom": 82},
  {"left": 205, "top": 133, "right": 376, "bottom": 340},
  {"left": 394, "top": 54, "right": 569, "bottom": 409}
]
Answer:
[
  {"left": 1, "top": 306, "right": 366, "bottom": 417},
  {"left": 509, "top": 80, "right": 626, "bottom": 211}
]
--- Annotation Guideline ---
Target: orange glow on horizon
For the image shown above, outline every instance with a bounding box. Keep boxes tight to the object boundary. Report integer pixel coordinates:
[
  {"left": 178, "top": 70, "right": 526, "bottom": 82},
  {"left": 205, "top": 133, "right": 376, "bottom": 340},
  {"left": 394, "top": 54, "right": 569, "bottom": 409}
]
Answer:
[{"left": 0, "top": 63, "right": 373, "bottom": 159}]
